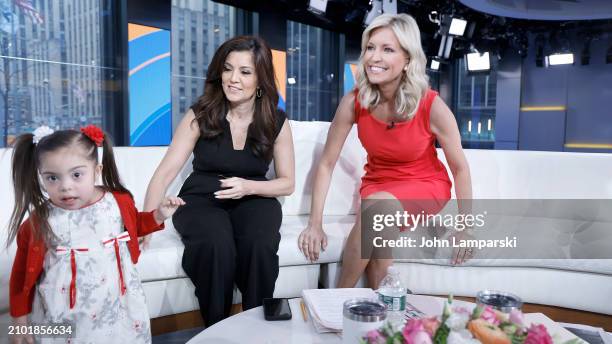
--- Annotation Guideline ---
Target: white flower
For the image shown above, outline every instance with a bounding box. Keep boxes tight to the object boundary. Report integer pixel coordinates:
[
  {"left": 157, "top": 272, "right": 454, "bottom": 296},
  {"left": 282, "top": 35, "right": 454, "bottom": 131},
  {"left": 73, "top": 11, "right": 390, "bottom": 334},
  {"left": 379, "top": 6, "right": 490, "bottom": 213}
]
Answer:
[
  {"left": 32, "top": 125, "right": 54, "bottom": 144},
  {"left": 447, "top": 329, "right": 480, "bottom": 344},
  {"left": 445, "top": 312, "right": 470, "bottom": 331}
]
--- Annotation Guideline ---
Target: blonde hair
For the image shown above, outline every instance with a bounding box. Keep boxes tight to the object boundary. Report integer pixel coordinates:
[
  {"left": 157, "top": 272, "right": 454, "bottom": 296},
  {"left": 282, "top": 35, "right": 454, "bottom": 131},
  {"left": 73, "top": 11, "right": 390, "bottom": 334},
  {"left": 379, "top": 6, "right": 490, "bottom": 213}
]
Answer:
[{"left": 356, "top": 13, "right": 429, "bottom": 120}]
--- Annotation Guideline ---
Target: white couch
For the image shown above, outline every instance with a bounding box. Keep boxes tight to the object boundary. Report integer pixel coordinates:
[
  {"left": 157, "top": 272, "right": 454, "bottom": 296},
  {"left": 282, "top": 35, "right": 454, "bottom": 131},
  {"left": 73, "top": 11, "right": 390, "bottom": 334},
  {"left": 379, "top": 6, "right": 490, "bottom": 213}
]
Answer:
[{"left": 1, "top": 120, "right": 611, "bottom": 326}]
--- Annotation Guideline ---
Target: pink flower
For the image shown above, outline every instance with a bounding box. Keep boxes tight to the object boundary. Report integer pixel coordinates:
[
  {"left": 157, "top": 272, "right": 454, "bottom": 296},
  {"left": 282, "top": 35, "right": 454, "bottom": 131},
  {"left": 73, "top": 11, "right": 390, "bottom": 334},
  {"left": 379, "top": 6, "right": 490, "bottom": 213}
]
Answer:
[
  {"left": 409, "top": 331, "right": 433, "bottom": 344},
  {"left": 480, "top": 306, "right": 501, "bottom": 326},
  {"left": 364, "top": 329, "right": 386, "bottom": 344},
  {"left": 509, "top": 309, "right": 524, "bottom": 326},
  {"left": 421, "top": 317, "right": 440, "bottom": 337},
  {"left": 403, "top": 319, "right": 424, "bottom": 336},
  {"left": 524, "top": 324, "right": 553, "bottom": 344},
  {"left": 403, "top": 320, "right": 433, "bottom": 344}
]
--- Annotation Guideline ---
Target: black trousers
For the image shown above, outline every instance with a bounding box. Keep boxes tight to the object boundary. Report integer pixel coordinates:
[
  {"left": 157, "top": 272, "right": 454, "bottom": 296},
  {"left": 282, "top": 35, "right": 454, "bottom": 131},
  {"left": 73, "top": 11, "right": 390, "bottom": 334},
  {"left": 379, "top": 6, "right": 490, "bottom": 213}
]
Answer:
[{"left": 172, "top": 193, "right": 282, "bottom": 326}]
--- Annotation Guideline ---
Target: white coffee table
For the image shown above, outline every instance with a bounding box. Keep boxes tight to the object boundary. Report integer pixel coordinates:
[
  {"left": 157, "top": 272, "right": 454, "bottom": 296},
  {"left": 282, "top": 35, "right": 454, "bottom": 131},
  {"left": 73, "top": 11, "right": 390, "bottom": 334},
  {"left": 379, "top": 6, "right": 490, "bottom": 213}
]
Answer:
[{"left": 187, "top": 294, "right": 580, "bottom": 343}]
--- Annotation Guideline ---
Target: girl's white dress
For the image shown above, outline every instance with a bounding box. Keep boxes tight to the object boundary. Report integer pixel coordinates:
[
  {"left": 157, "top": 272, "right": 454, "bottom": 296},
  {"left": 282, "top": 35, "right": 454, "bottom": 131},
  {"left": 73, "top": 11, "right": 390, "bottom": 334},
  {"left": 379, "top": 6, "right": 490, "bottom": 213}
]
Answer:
[{"left": 30, "top": 193, "right": 151, "bottom": 343}]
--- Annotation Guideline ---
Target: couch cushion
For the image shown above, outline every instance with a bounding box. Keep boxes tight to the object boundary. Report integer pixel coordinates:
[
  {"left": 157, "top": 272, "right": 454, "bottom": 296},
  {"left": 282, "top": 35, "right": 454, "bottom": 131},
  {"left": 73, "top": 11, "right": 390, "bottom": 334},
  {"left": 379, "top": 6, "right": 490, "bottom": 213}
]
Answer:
[
  {"left": 440, "top": 149, "right": 612, "bottom": 199},
  {"left": 136, "top": 223, "right": 186, "bottom": 282}
]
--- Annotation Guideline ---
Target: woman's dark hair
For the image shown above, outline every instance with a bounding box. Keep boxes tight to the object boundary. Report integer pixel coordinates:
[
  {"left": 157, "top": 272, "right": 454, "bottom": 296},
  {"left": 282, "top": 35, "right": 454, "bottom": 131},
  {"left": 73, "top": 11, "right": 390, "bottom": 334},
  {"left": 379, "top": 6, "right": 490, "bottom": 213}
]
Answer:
[
  {"left": 6, "top": 129, "right": 129, "bottom": 247},
  {"left": 191, "top": 35, "right": 280, "bottom": 160}
]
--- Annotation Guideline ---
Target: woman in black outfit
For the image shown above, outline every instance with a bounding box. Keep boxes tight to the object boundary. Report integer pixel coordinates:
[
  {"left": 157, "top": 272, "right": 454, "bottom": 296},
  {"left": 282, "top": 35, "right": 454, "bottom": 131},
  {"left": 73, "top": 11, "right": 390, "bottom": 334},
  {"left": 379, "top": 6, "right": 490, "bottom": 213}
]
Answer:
[{"left": 143, "top": 36, "right": 295, "bottom": 326}]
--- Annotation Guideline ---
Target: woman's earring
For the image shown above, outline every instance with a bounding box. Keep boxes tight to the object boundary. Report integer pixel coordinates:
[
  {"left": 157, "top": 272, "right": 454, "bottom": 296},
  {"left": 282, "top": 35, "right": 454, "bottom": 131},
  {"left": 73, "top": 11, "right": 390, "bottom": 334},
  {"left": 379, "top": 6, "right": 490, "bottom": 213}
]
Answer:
[{"left": 256, "top": 87, "right": 262, "bottom": 98}]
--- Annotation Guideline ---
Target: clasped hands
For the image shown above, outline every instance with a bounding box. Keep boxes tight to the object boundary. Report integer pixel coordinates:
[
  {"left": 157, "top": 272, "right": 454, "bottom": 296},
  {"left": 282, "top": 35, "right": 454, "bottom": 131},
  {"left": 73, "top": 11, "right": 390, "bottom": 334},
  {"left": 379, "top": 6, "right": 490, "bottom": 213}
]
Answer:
[{"left": 215, "top": 176, "right": 252, "bottom": 199}]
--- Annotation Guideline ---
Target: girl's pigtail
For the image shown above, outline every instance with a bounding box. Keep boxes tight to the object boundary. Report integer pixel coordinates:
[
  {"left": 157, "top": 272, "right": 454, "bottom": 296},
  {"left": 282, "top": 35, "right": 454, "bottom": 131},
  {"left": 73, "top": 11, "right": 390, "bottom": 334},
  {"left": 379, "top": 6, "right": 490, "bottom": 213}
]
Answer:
[
  {"left": 100, "top": 134, "right": 130, "bottom": 196},
  {"left": 7, "top": 134, "right": 48, "bottom": 246}
]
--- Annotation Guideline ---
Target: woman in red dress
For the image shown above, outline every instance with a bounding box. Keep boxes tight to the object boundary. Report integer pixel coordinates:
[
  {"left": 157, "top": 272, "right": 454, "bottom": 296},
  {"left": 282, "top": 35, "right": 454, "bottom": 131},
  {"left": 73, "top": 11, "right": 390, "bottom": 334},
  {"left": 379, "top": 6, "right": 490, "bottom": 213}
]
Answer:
[{"left": 298, "top": 13, "right": 472, "bottom": 288}]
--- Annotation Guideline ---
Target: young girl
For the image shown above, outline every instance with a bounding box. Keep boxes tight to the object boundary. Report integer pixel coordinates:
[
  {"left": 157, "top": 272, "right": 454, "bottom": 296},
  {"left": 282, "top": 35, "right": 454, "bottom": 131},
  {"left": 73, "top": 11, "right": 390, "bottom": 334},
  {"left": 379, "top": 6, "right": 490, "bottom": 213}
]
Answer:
[{"left": 7, "top": 125, "right": 184, "bottom": 344}]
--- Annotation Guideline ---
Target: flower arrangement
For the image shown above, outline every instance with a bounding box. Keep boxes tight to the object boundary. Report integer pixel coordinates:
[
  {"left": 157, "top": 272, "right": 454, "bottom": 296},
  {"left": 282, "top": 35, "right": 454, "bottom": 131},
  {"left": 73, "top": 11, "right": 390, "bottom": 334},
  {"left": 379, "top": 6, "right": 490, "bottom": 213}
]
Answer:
[{"left": 361, "top": 296, "right": 582, "bottom": 344}]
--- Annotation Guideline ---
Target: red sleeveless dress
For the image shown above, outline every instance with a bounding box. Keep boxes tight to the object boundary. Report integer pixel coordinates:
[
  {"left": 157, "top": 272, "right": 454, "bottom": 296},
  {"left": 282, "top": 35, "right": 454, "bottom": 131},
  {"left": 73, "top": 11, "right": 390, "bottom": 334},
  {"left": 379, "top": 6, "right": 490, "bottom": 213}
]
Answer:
[{"left": 355, "top": 89, "right": 452, "bottom": 207}]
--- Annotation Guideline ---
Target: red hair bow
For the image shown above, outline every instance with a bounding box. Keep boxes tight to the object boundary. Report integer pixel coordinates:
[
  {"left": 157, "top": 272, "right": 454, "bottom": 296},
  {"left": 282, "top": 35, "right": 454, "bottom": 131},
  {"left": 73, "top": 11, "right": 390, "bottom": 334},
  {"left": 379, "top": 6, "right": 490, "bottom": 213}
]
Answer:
[{"left": 80, "top": 125, "right": 105, "bottom": 147}]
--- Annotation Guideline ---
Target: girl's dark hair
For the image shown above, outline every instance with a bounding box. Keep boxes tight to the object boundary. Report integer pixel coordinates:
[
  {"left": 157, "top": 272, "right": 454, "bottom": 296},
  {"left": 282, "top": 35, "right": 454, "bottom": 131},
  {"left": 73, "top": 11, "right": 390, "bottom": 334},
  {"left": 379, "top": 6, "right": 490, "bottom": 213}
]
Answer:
[
  {"left": 191, "top": 35, "right": 279, "bottom": 161},
  {"left": 6, "top": 129, "right": 129, "bottom": 247}
]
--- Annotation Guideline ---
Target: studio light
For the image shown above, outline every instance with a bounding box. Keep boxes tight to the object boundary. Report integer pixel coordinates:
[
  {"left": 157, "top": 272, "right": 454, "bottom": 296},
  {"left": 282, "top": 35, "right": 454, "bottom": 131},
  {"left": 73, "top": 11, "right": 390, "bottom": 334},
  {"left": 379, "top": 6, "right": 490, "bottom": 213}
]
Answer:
[
  {"left": 546, "top": 31, "right": 573, "bottom": 66},
  {"left": 448, "top": 18, "right": 467, "bottom": 36},
  {"left": 288, "top": 77, "right": 296, "bottom": 85},
  {"left": 308, "top": 0, "right": 328, "bottom": 15},
  {"left": 364, "top": 0, "right": 383, "bottom": 26},
  {"left": 466, "top": 52, "right": 491, "bottom": 72},
  {"left": 546, "top": 53, "right": 574, "bottom": 66},
  {"left": 363, "top": 0, "right": 395, "bottom": 26},
  {"left": 428, "top": 11, "right": 440, "bottom": 25},
  {"left": 430, "top": 59, "right": 440, "bottom": 70},
  {"left": 437, "top": 35, "right": 453, "bottom": 59},
  {"left": 382, "top": 0, "right": 397, "bottom": 15}
]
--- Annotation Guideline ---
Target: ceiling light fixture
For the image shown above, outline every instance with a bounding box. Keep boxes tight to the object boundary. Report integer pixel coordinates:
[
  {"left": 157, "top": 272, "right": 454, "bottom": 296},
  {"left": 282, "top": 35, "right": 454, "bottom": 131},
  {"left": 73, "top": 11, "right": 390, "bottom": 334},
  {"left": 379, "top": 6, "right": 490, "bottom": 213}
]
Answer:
[{"left": 466, "top": 51, "right": 491, "bottom": 72}]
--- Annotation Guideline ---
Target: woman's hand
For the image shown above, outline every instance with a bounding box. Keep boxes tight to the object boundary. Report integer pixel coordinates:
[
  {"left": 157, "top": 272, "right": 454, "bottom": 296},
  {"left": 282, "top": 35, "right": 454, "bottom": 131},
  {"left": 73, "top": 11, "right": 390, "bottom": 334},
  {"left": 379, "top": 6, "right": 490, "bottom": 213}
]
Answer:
[
  {"left": 215, "top": 177, "right": 253, "bottom": 199},
  {"left": 450, "top": 230, "right": 476, "bottom": 265},
  {"left": 10, "top": 315, "right": 33, "bottom": 344},
  {"left": 298, "top": 223, "right": 328, "bottom": 262},
  {"left": 154, "top": 196, "right": 186, "bottom": 223}
]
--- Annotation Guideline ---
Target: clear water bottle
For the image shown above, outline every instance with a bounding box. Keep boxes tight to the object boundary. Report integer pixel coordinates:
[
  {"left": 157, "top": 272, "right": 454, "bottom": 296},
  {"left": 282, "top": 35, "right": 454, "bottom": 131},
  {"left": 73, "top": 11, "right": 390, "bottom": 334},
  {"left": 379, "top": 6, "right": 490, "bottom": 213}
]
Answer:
[{"left": 377, "top": 266, "right": 406, "bottom": 330}]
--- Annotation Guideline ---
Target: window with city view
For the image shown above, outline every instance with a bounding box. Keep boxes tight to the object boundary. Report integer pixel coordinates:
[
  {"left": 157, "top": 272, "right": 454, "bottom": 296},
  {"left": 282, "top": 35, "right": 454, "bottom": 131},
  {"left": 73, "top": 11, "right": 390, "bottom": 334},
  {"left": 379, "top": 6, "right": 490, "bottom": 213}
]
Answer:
[
  {"left": 0, "top": 0, "right": 122, "bottom": 147},
  {"left": 171, "top": 0, "right": 235, "bottom": 129},
  {"left": 285, "top": 20, "right": 340, "bottom": 122}
]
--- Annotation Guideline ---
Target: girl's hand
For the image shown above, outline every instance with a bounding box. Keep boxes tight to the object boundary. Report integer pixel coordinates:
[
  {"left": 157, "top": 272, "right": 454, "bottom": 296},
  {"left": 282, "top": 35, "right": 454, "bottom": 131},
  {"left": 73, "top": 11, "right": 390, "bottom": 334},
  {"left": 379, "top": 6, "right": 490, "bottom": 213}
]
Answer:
[
  {"left": 154, "top": 196, "right": 186, "bottom": 223},
  {"left": 139, "top": 234, "right": 152, "bottom": 250},
  {"left": 298, "top": 223, "right": 328, "bottom": 262},
  {"left": 10, "top": 315, "right": 33, "bottom": 344},
  {"left": 215, "top": 177, "right": 253, "bottom": 199}
]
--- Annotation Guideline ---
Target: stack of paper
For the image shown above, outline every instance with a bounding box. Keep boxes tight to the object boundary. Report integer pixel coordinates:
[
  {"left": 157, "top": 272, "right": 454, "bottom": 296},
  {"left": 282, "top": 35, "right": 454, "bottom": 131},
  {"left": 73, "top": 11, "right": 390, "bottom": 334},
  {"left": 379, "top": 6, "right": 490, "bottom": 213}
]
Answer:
[{"left": 301, "top": 288, "right": 378, "bottom": 333}]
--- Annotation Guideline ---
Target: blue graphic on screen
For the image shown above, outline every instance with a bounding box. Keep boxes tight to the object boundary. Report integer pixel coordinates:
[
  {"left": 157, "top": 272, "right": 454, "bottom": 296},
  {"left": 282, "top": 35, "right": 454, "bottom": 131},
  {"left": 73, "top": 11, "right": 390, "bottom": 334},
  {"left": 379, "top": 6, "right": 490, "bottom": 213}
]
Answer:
[
  {"left": 344, "top": 64, "right": 355, "bottom": 94},
  {"left": 129, "top": 27, "right": 171, "bottom": 146},
  {"left": 278, "top": 96, "right": 285, "bottom": 111}
]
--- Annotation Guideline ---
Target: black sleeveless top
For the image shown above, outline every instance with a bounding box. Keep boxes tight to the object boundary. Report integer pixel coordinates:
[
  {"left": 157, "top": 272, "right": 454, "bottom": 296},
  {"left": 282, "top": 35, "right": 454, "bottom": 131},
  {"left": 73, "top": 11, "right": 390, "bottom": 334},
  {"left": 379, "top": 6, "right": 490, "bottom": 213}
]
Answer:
[{"left": 178, "top": 109, "right": 287, "bottom": 196}]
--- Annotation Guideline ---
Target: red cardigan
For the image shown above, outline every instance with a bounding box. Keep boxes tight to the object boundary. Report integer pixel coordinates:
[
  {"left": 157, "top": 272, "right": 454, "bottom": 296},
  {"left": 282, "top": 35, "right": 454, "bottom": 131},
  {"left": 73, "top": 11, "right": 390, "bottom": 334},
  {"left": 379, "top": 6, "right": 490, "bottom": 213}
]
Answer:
[{"left": 9, "top": 191, "right": 164, "bottom": 317}]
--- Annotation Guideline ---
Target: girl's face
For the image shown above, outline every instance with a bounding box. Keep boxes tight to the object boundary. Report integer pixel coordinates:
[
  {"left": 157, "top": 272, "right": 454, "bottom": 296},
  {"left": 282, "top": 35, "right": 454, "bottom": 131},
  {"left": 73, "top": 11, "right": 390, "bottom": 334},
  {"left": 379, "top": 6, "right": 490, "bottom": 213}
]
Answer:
[
  {"left": 39, "top": 146, "right": 102, "bottom": 210},
  {"left": 221, "top": 50, "right": 259, "bottom": 105},
  {"left": 363, "top": 27, "right": 409, "bottom": 86}
]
